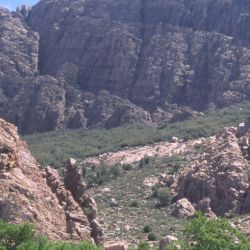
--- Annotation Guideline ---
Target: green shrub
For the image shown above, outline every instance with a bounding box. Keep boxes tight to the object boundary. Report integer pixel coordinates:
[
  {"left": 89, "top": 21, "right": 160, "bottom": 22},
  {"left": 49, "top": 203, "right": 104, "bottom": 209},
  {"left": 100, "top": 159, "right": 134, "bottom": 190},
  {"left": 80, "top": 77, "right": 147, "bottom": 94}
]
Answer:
[
  {"left": 0, "top": 220, "right": 34, "bottom": 250},
  {"left": 139, "top": 157, "right": 151, "bottom": 168},
  {"left": 86, "top": 173, "right": 98, "bottom": 188},
  {"left": 166, "top": 212, "right": 250, "bottom": 250},
  {"left": 0, "top": 220, "right": 102, "bottom": 250},
  {"left": 165, "top": 155, "right": 184, "bottom": 174},
  {"left": 83, "top": 207, "right": 92, "bottom": 217},
  {"left": 122, "top": 164, "right": 133, "bottom": 171},
  {"left": 147, "top": 232, "right": 157, "bottom": 241},
  {"left": 136, "top": 241, "right": 151, "bottom": 250},
  {"left": 143, "top": 225, "right": 152, "bottom": 233},
  {"left": 156, "top": 189, "right": 171, "bottom": 208},
  {"left": 110, "top": 164, "right": 121, "bottom": 178},
  {"left": 151, "top": 184, "right": 160, "bottom": 198},
  {"left": 130, "top": 201, "right": 139, "bottom": 208}
]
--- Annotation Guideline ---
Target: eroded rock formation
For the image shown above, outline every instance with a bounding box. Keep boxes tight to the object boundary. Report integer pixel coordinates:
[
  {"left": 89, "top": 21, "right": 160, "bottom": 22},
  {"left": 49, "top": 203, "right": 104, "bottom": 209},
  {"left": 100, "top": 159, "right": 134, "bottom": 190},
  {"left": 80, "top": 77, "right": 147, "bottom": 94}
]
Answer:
[
  {"left": 64, "top": 158, "right": 104, "bottom": 244},
  {"left": 0, "top": 118, "right": 102, "bottom": 242},
  {"left": 171, "top": 126, "right": 250, "bottom": 217}
]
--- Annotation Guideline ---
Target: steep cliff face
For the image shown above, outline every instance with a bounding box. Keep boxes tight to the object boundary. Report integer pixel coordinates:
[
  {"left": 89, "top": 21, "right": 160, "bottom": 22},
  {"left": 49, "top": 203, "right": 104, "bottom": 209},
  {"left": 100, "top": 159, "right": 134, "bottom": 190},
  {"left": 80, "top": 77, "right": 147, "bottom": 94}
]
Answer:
[
  {"left": 27, "top": 0, "right": 250, "bottom": 110},
  {"left": 1, "top": 0, "right": 250, "bottom": 133},
  {"left": 0, "top": 118, "right": 102, "bottom": 242},
  {"left": 0, "top": 7, "right": 152, "bottom": 133}
]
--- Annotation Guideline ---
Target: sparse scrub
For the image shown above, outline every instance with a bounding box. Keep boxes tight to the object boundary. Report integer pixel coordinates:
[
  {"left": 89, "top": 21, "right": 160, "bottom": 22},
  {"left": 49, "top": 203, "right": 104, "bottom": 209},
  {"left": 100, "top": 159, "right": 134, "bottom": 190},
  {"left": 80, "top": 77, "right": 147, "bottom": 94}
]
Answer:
[
  {"left": 89, "top": 157, "right": 181, "bottom": 246},
  {"left": 85, "top": 163, "right": 132, "bottom": 187}
]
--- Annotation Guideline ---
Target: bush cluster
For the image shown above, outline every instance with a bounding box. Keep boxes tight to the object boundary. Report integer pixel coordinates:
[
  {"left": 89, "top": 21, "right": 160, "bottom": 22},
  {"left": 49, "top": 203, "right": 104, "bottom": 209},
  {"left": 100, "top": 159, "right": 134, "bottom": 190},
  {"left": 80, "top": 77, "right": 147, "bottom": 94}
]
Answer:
[
  {"left": 151, "top": 185, "right": 171, "bottom": 208},
  {"left": 85, "top": 163, "right": 125, "bottom": 187},
  {"left": 0, "top": 220, "right": 101, "bottom": 250},
  {"left": 166, "top": 212, "right": 250, "bottom": 250}
]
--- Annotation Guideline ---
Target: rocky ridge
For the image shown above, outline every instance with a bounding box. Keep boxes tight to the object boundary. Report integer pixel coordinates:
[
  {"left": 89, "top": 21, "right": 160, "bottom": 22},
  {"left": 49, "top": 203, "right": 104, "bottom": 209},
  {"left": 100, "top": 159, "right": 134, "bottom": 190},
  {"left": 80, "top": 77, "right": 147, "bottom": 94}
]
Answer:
[
  {"left": 1, "top": 0, "right": 250, "bottom": 133},
  {"left": 170, "top": 125, "right": 250, "bottom": 219},
  {"left": 0, "top": 118, "right": 103, "bottom": 243}
]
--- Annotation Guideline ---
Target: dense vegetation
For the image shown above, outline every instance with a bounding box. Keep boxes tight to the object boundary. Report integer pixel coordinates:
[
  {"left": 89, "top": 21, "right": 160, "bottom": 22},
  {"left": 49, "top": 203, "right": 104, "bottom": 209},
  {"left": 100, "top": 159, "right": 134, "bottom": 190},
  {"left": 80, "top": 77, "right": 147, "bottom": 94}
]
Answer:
[
  {"left": 0, "top": 220, "right": 101, "bottom": 250},
  {"left": 23, "top": 102, "right": 250, "bottom": 167},
  {"left": 1, "top": 214, "right": 250, "bottom": 250},
  {"left": 166, "top": 212, "right": 250, "bottom": 250}
]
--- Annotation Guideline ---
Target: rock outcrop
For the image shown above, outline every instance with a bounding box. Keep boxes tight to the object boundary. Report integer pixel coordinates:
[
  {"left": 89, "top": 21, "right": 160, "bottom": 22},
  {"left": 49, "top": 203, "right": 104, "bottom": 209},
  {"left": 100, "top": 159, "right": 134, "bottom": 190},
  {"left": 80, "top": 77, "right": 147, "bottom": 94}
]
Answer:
[
  {"left": 159, "top": 235, "right": 178, "bottom": 250},
  {"left": 0, "top": 7, "right": 153, "bottom": 134},
  {"left": 104, "top": 241, "right": 127, "bottom": 250},
  {"left": 171, "top": 198, "right": 196, "bottom": 218},
  {"left": 1, "top": 0, "right": 250, "bottom": 133},
  {"left": 45, "top": 166, "right": 92, "bottom": 241},
  {"left": 0, "top": 118, "right": 97, "bottom": 242},
  {"left": 64, "top": 158, "right": 104, "bottom": 244},
  {"left": 171, "top": 126, "right": 250, "bottom": 216}
]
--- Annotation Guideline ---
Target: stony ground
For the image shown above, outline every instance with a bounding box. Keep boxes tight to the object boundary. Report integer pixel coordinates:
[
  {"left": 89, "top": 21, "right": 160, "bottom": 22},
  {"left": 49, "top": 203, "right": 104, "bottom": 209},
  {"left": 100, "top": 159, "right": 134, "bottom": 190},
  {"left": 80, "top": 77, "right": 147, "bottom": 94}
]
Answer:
[
  {"left": 86, "top": 139, "right": 204, "bottom": 246},
  {"left": 83, "top": 138, "right": 203, "bottom": 166},
  {"left": 88, "top": 160, "right": 184, "bottom": 246}
]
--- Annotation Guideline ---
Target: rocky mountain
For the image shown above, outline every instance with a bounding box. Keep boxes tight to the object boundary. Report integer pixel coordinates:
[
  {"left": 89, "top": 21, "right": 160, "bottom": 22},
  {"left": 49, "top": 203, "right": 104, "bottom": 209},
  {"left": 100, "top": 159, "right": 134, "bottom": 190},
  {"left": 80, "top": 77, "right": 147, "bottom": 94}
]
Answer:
[
  {"left": 1, "top": 0, "right": 250, "bottom": 133},
  {"left": 0, "top": 118, "right": 103, "bottom": 243}
]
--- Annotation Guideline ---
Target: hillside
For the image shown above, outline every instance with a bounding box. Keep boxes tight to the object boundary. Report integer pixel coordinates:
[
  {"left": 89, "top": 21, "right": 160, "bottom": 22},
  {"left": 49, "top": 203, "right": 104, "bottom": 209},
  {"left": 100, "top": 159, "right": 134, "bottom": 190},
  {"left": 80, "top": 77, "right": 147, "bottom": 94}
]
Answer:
[
  {"left": 1, "top": 0, "right": 250, "bottom": 249},
  {"left": 1, "top": 115, "right": 250, "bottom": 248},
  {"left": 62, "top": 123, "right": 250, "bottom": 247},
  {"left": 21, "top": 102, "right": 250, "bottom": 247}
]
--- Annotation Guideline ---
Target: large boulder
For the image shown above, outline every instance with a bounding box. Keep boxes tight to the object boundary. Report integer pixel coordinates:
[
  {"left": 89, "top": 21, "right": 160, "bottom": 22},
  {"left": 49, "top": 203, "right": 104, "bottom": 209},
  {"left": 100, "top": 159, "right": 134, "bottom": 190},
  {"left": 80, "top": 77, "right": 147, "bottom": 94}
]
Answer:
[
  {"left": 159, "top": 235, "right": 178, "bottom": 250},
  {"left": 171, "top": 198, "right": 195, "bottom": 218},
  {"left": 104, "top": 242, "right": 127, "bottom": 250}
]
